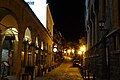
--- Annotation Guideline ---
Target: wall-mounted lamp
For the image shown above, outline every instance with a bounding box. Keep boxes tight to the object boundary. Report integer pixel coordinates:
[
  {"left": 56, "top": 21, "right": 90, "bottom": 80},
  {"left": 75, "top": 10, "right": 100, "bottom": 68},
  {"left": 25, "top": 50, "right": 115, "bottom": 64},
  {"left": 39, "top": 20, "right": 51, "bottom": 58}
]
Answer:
[
  {"left": 53, "top": 47, "right": 57, "bottom": 52},
  {"left": 99, "top": 20, "right": 105, "bottom": 29}
]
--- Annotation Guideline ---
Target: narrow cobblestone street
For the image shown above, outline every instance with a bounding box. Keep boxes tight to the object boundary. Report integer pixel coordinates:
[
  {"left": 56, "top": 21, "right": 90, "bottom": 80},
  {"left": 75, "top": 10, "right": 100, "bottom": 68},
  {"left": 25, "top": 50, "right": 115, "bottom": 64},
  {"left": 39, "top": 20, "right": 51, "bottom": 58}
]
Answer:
[{"left": 36, "top": 56, "right": 83, "bottom": 80}]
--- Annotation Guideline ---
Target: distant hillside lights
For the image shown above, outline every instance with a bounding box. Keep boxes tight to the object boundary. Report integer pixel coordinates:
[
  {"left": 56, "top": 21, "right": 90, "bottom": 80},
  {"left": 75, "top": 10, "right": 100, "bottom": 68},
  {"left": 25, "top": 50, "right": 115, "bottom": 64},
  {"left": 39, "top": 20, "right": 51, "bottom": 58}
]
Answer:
[{"left": 26, "top": 1, "right": 34, "bottom": 5}]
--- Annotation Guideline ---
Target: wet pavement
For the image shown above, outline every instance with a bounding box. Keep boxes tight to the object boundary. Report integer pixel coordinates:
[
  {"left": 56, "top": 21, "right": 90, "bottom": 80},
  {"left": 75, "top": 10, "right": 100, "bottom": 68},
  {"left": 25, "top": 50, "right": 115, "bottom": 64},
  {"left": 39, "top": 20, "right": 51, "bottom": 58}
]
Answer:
[{"left": 36, "top": 56, "right": 83, "bottom": 80}]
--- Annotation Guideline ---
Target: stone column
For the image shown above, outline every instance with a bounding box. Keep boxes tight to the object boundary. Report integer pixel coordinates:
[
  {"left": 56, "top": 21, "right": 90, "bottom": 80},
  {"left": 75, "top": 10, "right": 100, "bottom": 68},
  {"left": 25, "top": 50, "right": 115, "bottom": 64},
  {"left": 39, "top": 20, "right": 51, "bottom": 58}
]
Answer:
[
  {"left": 0, "top": 30, "right": 3, "bottom": 80},
  {"left": 15, "top": 32, "right": 24, "bottom": 80},
  {"left": 31, "top": 34, "right": 36, "bottom": 66},
  {"left": 23, "top": 40, "right": 28, "bottom": 66}
]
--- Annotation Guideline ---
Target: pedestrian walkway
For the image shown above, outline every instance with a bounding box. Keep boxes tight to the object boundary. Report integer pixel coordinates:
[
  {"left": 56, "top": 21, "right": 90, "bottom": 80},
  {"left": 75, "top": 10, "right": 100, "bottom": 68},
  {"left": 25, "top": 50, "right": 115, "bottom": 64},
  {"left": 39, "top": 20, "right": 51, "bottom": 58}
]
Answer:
[{"left": 36, "top": 57, "right": 83, "bottom": 80}]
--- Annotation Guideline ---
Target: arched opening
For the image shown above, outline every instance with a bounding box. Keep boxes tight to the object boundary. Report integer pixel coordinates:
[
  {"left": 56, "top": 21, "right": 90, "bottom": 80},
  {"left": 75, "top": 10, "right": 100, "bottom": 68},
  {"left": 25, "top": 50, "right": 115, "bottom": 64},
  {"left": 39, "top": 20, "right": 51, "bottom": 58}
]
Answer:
[
  {"left": 22, "top": 27, "right": 32, "bottom": 67},
  {"left": 35, "top": 37, "right": 39, "bottom": 65},
  {"left": 0, "top": 8, "right": 18, "bottom": 77},
  {"left": 1, "top": 28, "right": 18, "bottom": 76}
]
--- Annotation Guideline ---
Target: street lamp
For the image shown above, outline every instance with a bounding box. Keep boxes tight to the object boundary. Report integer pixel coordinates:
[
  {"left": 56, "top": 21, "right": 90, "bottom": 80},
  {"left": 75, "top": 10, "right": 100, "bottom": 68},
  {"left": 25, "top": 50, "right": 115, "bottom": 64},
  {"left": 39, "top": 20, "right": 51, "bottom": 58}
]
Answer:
[
  {"left": 78, "top": 50, "right": 82, "bottom": 55},
  {"left": 53, "top": 47, "right": 57, "bottom": 53},
  {"left": 80, "top": 45, "right": 86, "bottom": 67},
  {"left": 80, "top": 45, "right": 86, "bottom": 53},
  {"left": 72, "top": 49, "right": 75, "bottom": 53},
  {"left": 98, "top": 20, "right": 109, "bottom": 40},
  {"left": 53, "top": 44, "right": 58, "bottom": 63},
  {"left": 67, "top": 49, "right": 71, "bottom": 56},
  {"left": 67, "top": 49, "right": 71, "bottom": 53},
  {"left": 99, "top": 20, "right": 110, "bottom": 78},
  {"left": 53, "top": 44, "right": 57, "bottom": 53},
  {"left": 99, "top": 20, "right": 105, "bottom": 30}
]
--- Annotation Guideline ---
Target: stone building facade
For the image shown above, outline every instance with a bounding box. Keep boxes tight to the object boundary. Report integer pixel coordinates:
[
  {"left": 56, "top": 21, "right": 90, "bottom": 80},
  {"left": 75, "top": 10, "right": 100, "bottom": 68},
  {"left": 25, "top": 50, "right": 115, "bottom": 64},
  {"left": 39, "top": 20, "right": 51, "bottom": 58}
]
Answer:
[
  {"left": 53, "top": 29, "right": 64, "bottom": 62},
  {"left": 85, "top": 0, "right": 120, "bottom": 80},
  {"left": 0, "top": 0, "right": 54, "bottom": 80}
]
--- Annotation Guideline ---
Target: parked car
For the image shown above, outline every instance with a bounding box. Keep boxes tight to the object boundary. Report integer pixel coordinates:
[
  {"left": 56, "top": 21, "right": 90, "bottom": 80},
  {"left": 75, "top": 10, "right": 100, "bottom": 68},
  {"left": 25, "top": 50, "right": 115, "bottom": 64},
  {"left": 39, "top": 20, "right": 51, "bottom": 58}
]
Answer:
[{"left": 73, "top": 60, "right": 81, "bottom": 67}]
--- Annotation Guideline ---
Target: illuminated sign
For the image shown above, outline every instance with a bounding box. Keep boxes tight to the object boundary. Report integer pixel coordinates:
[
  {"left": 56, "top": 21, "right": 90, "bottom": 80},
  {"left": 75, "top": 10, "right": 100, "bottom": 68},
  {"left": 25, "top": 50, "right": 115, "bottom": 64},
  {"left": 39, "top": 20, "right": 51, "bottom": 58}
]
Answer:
[{"left": 24, "top": 0, "right": 47, "bottom": 28}]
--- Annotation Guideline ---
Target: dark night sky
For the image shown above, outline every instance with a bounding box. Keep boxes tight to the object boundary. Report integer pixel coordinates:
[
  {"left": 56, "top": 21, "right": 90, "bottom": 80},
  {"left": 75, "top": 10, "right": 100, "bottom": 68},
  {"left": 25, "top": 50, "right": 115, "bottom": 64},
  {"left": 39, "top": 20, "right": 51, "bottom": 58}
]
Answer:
[{"left": 47, "top": 0, "right": 86, "bottom": 43}]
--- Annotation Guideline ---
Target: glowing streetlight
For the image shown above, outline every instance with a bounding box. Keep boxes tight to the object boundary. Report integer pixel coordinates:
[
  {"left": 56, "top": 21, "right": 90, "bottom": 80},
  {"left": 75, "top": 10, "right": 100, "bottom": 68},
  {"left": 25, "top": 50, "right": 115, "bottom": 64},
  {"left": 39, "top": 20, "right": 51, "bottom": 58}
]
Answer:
[
  {"left": 53, "top": 48, "right": 57, "bottom": 52},
  {"left": 64, "top": 50, "right": 67, "bottom": 53},
  {"left": 80, "top": 45, "right": 86, "bottom": 53},
  {"left": 72, "top": 49, "right": 75, "bottom": 53},
  {"left": 80, "top": 45, "right": 86, "bottom": 67},
  {"left": 67, "top": 49, "right": 71, "bottom": 53},
  {"left": 78, "top": 50, "right": 82, "bottom": 55}
]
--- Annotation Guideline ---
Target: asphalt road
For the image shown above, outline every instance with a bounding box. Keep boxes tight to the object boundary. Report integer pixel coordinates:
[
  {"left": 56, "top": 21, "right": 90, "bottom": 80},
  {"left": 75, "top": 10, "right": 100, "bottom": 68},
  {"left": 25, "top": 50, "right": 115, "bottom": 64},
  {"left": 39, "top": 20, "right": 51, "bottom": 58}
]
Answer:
[{"left": 38, "top": 56, "right": 83, "bottom": 80}]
